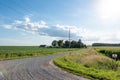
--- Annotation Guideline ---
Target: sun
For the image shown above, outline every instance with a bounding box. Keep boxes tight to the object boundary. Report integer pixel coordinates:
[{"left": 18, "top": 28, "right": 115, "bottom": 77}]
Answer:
[{"left": 96, "top": 0, "right": 120, "bottom": 22}]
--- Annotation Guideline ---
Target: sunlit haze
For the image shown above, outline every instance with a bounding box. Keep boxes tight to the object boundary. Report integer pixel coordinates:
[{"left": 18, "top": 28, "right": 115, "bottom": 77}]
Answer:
[{"left": 97, "top": 0, "right": 120, "bottom": 23}]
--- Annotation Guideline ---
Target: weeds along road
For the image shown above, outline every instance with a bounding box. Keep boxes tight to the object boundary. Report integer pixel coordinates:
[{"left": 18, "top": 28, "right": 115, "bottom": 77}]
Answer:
[{"left": 0, "top": 49, "right": 90, "bottom": 80}]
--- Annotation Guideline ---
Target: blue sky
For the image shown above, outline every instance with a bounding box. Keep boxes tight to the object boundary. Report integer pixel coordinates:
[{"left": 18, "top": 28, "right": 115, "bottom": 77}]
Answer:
[{"left": 0, "top": 0, "right": 120, "bottom": 46}]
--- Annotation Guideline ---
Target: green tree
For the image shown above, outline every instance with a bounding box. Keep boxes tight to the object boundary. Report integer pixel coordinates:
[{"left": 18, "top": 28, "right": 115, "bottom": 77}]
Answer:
[
  {"left": 52, "top": 40, "right": 58, "bottom": 47},
  {"left": 51, "top": 39, "right": 86, "bottom": 48},
  {"left": 64, "top": 40, "right": 70, "bottom": 48},
  {"left": 71, "top": 40, "right": 77, "bottom": 48},
  {"left": 77, "top": 39, "right": 84, "bottom": 48},
  {"left": 58, "top": 40, "right": 63, "bottom": 48}
]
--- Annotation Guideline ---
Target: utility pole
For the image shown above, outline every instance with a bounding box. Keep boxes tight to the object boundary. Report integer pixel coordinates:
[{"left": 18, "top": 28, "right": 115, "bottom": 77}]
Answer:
[{"left": 69, "top": 28, "right": 71, "bottom": 48}]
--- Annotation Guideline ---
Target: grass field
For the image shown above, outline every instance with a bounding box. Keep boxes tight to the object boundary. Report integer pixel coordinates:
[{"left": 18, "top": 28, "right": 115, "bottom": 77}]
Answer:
[
  {"left": 54, "top": 47, "right": 120, "bottom": 80},
  {"left": 0, "top": 46, "right": 79, "bottom": 60}
]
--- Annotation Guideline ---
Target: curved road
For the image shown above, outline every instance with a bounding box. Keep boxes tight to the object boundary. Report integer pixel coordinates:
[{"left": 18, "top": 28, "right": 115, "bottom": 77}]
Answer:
[{"left": 0, "top": 50, "right": 90, "bottom": 80}]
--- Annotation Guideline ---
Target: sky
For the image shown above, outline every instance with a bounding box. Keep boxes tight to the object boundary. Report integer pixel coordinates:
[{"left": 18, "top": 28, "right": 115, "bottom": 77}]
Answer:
[{"left": 0, "top": 0, "right": 120, "bottom": 46}]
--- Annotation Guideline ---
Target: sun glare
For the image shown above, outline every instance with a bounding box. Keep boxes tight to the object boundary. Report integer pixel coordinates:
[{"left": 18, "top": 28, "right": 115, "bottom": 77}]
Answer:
[{"left": 97, "top": 0, "right": 120, "bottom": 22}]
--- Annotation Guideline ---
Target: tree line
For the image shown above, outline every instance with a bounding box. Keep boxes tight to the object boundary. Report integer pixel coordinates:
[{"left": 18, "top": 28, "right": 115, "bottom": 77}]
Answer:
[
  {"left": 52, "top": 39, "right": 87, "bottom": 48},
  {"left": 92, "top": 43, "right": 120, "bottom": 46}
]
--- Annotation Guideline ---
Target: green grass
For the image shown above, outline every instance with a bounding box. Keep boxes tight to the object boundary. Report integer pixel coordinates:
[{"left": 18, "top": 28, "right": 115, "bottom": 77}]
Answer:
[
  {"left": 0, "top": 46, "right": 79, "bottom": 60},
  {"left": 54, "top": 48, "right": 120, "bottom": 80}
]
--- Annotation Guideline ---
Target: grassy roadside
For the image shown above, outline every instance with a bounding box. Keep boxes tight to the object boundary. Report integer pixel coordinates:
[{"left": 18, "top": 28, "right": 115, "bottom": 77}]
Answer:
[
  {"left": 53, "top": 48, "right": 120, "bottom": 80},
  {"left": 0, "top": 46, "right": 80, "bottom": 60}
]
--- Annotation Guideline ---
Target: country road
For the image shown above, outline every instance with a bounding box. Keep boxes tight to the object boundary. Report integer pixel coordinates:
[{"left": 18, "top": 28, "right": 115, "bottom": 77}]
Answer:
[{"left": 0, "top": 49, "right": 90, "bottom": 80}]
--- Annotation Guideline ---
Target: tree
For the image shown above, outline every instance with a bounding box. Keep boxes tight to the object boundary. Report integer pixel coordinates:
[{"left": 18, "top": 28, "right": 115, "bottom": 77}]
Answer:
[
  {"left": 51, "top": 39, "right": 86, "bottom": 48},
  {"left": 52, "top": 40, "right": 58, "bottom": 47},
  {"left": 71, "top": 40, "right": 77, "bottom": 48},
  {"left": 58, "top": 40, "right": 63, "bottom": 48},
  {"left": 64, "top": 40, "right": 70, "bottom": 48},
  {"left": 77, "top": 39, "right": 84, "bottom": 48}
]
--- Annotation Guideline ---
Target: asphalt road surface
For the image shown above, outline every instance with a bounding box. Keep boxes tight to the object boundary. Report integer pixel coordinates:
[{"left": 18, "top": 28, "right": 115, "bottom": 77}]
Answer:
[{"left": 0, "top": 50, "right": 90, "bottom": 80}]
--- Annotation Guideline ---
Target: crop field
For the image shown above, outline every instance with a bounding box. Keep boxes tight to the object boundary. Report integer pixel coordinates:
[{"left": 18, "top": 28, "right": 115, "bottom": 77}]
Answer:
[
  {"left": 94, "top": 47, "right": 120, "bottom": 60},
  {"left": 54, "top": 47, "right": 120, "bottom": 80},
  {"left": 0, "top": 46, "right": 78, "bottom": 60}
]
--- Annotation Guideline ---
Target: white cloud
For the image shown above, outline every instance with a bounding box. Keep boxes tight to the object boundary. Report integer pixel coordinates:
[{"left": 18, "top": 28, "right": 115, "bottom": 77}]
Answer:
[
  {"left": 2, "top": 16, "right": 100, "bottom": 44},
  {"left": 3, "top": 25, "right": 12, "bottom": 29},
  {"left": 38, "top": 21, "right": 46, "bottom": 28},
  {"left": 3, "top": 17, "right": 83, "bottom": 38},
  {"left": 23, "top": 17, "right": 47, "bottom": 31},
  {"left": 14, "top": 20, "right": 23, "bottom": 24},
  {"left": 12, "top": 16, "right": 48, "bottom": 32},
  {"left": 3, "top": 16, "right": 120, "bottom": 45},
  {"left": 56, "top": 24, "right": 69, "bottom": 30},
  {"left": 55, "top": 24, "right": 89, "bottom": 38},
  {"left": 25, "top": 16, "right": 30, "bottom": 23},
  {"left": 100, "top": 32, "right": 120, "bottom": 42}
]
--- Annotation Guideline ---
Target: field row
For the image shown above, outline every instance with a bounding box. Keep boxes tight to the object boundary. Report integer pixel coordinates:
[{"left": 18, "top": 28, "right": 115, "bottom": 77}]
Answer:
[{"left": 0, "top": 46, "right": 78, "bottom": 60}]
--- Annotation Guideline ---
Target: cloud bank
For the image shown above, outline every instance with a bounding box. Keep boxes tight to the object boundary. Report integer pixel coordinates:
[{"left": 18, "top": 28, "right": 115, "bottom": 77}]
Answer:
[
  {"left": 3, "top": 16, "right": 89, "bottom": 39},
  {"left": 3, "top": 16, "right": 120, "bottom": 45}
]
